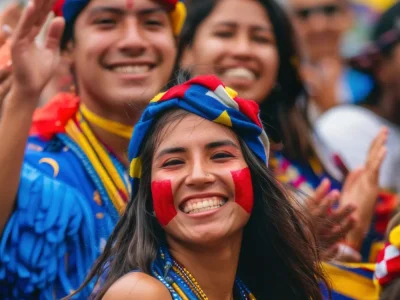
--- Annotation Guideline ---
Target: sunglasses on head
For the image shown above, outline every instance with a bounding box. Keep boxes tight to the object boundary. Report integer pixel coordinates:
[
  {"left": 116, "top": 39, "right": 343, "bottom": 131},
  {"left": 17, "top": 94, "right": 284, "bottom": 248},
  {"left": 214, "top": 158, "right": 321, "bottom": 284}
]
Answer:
[{"left": 295, "top": 4, "right": 342, "bottom": 20}]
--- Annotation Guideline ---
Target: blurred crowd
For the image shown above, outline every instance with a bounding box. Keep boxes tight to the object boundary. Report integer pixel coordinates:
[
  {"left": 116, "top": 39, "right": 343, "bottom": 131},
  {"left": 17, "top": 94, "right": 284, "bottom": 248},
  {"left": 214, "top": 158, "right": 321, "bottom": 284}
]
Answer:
[{"left": 0, "top": 0, "right": 399, "bottom": 299}]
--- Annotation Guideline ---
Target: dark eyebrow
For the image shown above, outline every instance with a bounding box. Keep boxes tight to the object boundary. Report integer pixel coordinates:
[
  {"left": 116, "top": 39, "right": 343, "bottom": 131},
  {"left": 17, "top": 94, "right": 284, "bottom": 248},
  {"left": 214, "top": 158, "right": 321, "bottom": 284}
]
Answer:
[
  {"left": 214, "top": 21, "right": 237, "bottom": 28},
  {"left": 88, "top": 7, "right": 125, "bottom": 17},
  {"left": 156, "top": 147, "right": 186, "bottom": 160},
  {"left": 88, "top": 6, "right": 167, "bottom": 17},
  {"left": 206, "top": 140, "right": 239, "bottom": 150},
  {"left": 214, "top": 21, "right": 272, "bottom": 32},
  {"left": 155, "top": 140, "right": 238, "bottom": 160}
]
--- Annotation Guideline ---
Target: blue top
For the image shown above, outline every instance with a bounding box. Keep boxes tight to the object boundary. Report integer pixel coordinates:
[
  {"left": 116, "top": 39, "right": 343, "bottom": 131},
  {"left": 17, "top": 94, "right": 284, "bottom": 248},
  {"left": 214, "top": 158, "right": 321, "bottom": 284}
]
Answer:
[
  {"left": 341, "top": 67, "right": 374, "bottom": 104},
  {"left": 0, "top": 134, "right": 122, "bottom": 299}
]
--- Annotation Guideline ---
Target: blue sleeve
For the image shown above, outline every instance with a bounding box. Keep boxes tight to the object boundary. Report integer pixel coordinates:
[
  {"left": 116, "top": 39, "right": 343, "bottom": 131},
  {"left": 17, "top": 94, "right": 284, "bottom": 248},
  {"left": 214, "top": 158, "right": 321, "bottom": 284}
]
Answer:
[{"left": 0, "top": 163, "right": 98, "bottom": 299}]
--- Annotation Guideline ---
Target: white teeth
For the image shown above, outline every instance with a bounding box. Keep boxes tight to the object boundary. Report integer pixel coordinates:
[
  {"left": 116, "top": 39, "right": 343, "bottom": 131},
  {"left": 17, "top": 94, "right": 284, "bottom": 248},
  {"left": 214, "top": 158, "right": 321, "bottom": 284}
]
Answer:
[
  {"left": 223, "top": 67, "right": 256, "bottom": 80},
  {"left": 182, "top": 197, "right": 227, "bottom": 214},
  {"left": 112, "top": 65, "right": 150, "bottom": 74}
]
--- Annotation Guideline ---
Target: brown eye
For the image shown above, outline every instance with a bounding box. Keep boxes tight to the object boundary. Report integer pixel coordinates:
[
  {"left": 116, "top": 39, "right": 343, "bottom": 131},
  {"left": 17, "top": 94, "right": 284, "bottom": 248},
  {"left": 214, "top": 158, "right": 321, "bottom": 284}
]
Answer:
[
  {"left": 212, "top": 152, "right": 234, "bottom": 160},
  {"left": 162, "top": 159, "right": 184, "bottom": 167},
  {"left": 214, "top": 31, "right": 234, "bottom": 38}
]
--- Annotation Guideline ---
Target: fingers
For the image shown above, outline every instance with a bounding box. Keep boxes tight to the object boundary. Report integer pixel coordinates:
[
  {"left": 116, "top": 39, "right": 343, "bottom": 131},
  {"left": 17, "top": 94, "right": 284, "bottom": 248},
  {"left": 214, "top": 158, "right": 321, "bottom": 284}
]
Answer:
[
  {"left": 307, "top": 178, "right": 331, "bottom": 210},
  {"left": 0, "top": 25, "right": 13, "bottom": 46},
  {"left": 13, "top": 0, "right": 57, "bottom": 42},
  {"left": 313, "top": 190, "right": 340, "bottom": 218},
  {"left": 314, "top": 178, "right": 331, "bottom": 201},
  {"left": 368, "top": 127, "right": 388, "bottom": 157},
  {"left": 12, "top": 1, "right": 37, "bottom": 42},
  {"left": 330, "top": 204, "right": 356, "bottom": 224},
  {"left": 330, "top": 216, "right": 356, "bottom": 242},
  {"left": 0, "top": 75, "right": 12, "bottom": 103},
  {"left": 44, "top": 17, "right": 65, "bottom": 50},
  {"left": 342, "top": 168, "right": 363, "bottom": 192},
  {"left": 0, "top": 62, "right": 12, "bottom": 81},
  {"left": 365, "top": 127, "right": 388, "bottom": 181}
]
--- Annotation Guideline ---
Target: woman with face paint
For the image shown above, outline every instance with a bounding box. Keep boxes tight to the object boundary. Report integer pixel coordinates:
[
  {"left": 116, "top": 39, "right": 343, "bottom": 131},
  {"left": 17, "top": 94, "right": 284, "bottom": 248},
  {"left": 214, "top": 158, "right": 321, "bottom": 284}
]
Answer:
[
  {"left": 0, "top": 0, "right": 185, "bottom": 298},
  {"left": 177, "top": 0, "right": 389, "bottom": 264},
  {"left": 69, "top": 75, "right": 329, "bottom": 299}
]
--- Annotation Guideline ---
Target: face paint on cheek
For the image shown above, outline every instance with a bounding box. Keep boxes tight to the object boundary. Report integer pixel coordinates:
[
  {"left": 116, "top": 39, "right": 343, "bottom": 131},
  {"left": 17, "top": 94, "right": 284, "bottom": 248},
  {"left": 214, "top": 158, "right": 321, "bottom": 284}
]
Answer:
[
  {"left": 126, "top": 0, "right": 134, "bottom": 10},
  {"left": 151, "top": 180, "right": 177, "bottom": 226},
  {"left": 231, "top": 167, "right": 253, "bottom": 214}
]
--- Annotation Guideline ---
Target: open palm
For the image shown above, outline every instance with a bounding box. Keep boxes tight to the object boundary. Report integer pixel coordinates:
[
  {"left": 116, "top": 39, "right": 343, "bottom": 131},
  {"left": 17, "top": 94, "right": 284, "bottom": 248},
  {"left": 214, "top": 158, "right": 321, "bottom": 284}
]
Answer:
[
  {"left": 341, "top": 127, "right": 388, "bottom": 247},
  {"left": 10, "top": 0, "right": 65, "bottom": 99}
]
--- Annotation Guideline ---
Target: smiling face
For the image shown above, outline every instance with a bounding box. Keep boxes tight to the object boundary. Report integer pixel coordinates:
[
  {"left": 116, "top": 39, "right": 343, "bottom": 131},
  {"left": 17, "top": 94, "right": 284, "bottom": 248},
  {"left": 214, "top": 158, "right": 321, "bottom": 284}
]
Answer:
[
  {"left": 70, "top": 0, "right": 177, "bottom": 121},
  {"left": 180, "top": 0, "right": 278, "bottom": 103},
  {"left": 151, "top": 113, "right": 252, "bottom": 246}
]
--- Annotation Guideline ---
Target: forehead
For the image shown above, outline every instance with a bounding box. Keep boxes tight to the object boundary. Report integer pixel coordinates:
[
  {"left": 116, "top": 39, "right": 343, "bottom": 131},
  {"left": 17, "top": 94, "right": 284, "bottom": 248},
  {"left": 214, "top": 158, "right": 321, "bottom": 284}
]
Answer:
[
  {"left": 204, "top": 0, "right": 272, "bottom": 27},
  {"left": 157, "top": 114, "right": 238, "bottom": 148},
  {"left": 83, "top": 0, "right": 164, "bottom": 13},
  {"left": 290, "top": 0, "right": 343, "bottom": 7}
]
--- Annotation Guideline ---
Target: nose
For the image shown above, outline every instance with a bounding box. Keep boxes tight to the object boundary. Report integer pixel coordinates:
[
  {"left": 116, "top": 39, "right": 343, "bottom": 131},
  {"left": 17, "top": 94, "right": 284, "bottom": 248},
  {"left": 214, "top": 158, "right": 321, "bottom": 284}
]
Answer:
[
  {"left": 117, "top": 19, "right": 149, "bottom": 56},
  {"left": 185, "top": 161, "right": 215, "bottom": 187},
  {"left": 231, "top": 33, "right": 252, "bottom": 59},
  {"left": 308, "top": 13, "right": 329, "bottom": 32}
]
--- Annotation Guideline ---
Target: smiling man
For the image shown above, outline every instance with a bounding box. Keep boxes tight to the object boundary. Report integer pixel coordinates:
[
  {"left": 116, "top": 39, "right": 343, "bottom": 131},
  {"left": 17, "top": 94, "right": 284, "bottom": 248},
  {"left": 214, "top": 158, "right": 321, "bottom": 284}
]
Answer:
[{"left": 0, "top": 0, "right": 185, "bottom": 298}]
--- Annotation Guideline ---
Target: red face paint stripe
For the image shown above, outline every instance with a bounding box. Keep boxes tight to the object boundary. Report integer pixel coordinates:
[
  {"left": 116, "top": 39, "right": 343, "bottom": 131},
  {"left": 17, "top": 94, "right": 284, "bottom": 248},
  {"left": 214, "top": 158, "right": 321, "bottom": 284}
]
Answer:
[
  {"left": 151, "top": 180, "right": 177, "bottom": 226},
  {"left": 231, "top": 168, "right": 253, "bottom": 214}
]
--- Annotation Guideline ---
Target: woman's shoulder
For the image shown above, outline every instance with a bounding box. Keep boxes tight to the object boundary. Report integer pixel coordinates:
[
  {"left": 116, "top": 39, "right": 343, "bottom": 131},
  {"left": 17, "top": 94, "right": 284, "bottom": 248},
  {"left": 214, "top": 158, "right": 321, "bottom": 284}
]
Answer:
[{"left": 102, "top": 272, "right": 172, "bottom": 300}]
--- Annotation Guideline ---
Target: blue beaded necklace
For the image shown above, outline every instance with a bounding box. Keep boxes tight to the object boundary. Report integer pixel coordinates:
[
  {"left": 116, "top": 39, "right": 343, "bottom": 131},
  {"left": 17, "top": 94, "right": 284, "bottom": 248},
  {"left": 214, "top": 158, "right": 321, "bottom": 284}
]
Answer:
[{"left": 150, "top": 246, "right": 256, "bottom": 300}]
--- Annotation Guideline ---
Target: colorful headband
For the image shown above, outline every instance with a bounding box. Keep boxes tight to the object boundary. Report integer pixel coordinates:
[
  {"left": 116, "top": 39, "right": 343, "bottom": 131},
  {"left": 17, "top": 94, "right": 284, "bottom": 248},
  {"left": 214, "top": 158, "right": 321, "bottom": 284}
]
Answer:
[
  {"left": 53, "top": 0, "right": 186, "bottom": 36},
  {"left": 128, "top": 75, "right": 270, "bottom": 195},
  {"left": 374, "top": 225, "right": 400, "bottom": 287}
]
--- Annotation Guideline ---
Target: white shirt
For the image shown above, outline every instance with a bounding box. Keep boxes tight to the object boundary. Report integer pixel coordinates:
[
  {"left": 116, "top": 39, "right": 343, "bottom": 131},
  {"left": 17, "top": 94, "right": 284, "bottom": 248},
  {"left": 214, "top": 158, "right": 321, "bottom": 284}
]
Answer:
[{"left": 315, "top": 105, "right": 400, "bottom": 192}]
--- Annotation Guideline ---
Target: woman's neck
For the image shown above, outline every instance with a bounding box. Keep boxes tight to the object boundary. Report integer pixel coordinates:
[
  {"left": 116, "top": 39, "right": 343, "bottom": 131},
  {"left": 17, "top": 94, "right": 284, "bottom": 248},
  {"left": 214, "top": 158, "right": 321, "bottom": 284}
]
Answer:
[{"left": 167, "top": 234, "right": 243, "bottom": 300}]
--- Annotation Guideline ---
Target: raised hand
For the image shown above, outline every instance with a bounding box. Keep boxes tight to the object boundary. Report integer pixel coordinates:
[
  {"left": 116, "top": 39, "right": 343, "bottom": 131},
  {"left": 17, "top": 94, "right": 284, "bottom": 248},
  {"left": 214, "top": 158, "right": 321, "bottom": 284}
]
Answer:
[
  {"left": 301, "top": 58, "right": 342, "bottom": 112},
  {"left": 341, "top": 127, "right": 388, "bottom": 248},
  {"left": 306, "top": 178, "right": 356, "bottom": 261},
  {"left": 0, "top": 61, "right": 12, "bottom": 110},
  {"left": 0, "top": 2, "right": 23, "bottom": 45},
  {"left": 10, "top": 0, "right": 65, "bottom": 103}
]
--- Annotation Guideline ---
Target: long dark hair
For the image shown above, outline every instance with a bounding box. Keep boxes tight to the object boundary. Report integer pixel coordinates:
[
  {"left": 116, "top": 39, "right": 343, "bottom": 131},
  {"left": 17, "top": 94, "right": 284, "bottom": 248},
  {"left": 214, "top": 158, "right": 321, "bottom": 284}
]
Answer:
[
  {"left": 177, "top": 0, "right": 314, "bottom": 163},
  {"left": 67, "top": 109, "right": 329, "bottom": 299}
]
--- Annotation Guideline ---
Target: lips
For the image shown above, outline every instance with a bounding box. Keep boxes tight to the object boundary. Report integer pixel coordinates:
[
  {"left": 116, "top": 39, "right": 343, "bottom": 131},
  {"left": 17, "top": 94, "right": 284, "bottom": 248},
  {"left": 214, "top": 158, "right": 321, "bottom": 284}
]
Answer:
[{"left": 180, "top": 196, "right": 228, "bottom": 214}]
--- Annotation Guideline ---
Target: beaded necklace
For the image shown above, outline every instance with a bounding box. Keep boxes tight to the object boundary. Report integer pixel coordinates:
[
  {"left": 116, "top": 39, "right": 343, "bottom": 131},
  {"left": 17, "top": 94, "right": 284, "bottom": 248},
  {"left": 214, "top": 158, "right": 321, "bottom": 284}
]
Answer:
[{"left": 151, "top": 246, "right": 256, "bottom": 300}]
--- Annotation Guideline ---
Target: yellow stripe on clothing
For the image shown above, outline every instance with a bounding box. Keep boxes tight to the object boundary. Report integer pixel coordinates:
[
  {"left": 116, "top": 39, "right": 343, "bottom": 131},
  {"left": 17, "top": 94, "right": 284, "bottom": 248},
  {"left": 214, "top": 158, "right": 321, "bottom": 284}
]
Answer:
[
  {"left": 323, "top": 262, "right": 378, "bottom": 300},
  {"left": 80, "top": 104, "right": 133, "bottom": 139},
  {"left": 65, "top": 119, "right": 126, "bottom": 214}
]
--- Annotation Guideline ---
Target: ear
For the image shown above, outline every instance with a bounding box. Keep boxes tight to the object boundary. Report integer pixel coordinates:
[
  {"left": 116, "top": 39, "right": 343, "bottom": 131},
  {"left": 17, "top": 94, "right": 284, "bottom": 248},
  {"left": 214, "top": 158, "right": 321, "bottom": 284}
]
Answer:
[{"left": 180, "top": 46, "right": 195, "bottom": 70}]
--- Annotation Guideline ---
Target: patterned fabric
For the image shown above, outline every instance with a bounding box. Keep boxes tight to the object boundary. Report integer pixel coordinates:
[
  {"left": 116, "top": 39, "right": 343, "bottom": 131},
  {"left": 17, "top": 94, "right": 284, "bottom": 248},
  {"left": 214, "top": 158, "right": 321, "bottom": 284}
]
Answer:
[
  {"left": 0, "top": 94, "right": 126, "bottom": 299},
  {"left": 53, "top": 0, "right": 187, "bottom": 36},
  {"left": 321, "top": 262, "right": 378, "bottom": 300},
  {"left": 128, "top": 75, "right": 270, "bottom": 196},
  {"left": 270, "top": 151, "right": 342, "bottom": 196},
  {"left": 375, "top": 225, "right": 400, "bottom": 286}
]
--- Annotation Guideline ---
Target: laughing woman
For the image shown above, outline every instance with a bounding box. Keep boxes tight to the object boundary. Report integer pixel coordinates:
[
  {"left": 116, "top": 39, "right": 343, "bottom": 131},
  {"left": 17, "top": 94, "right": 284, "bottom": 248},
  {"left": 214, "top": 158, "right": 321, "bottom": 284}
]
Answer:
[
  {"left": 69, "top": 76, "right": 328, "bottom": 299},
  {"left": 177, "top": 0, "right": 389, "bottom": 262}
]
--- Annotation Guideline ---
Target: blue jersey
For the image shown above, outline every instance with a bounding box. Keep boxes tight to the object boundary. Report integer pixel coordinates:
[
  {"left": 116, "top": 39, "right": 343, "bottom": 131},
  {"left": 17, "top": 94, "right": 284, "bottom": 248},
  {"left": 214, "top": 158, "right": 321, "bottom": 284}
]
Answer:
[{"left": 0, "top": 134, "right": 124, "bottom": 299}]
